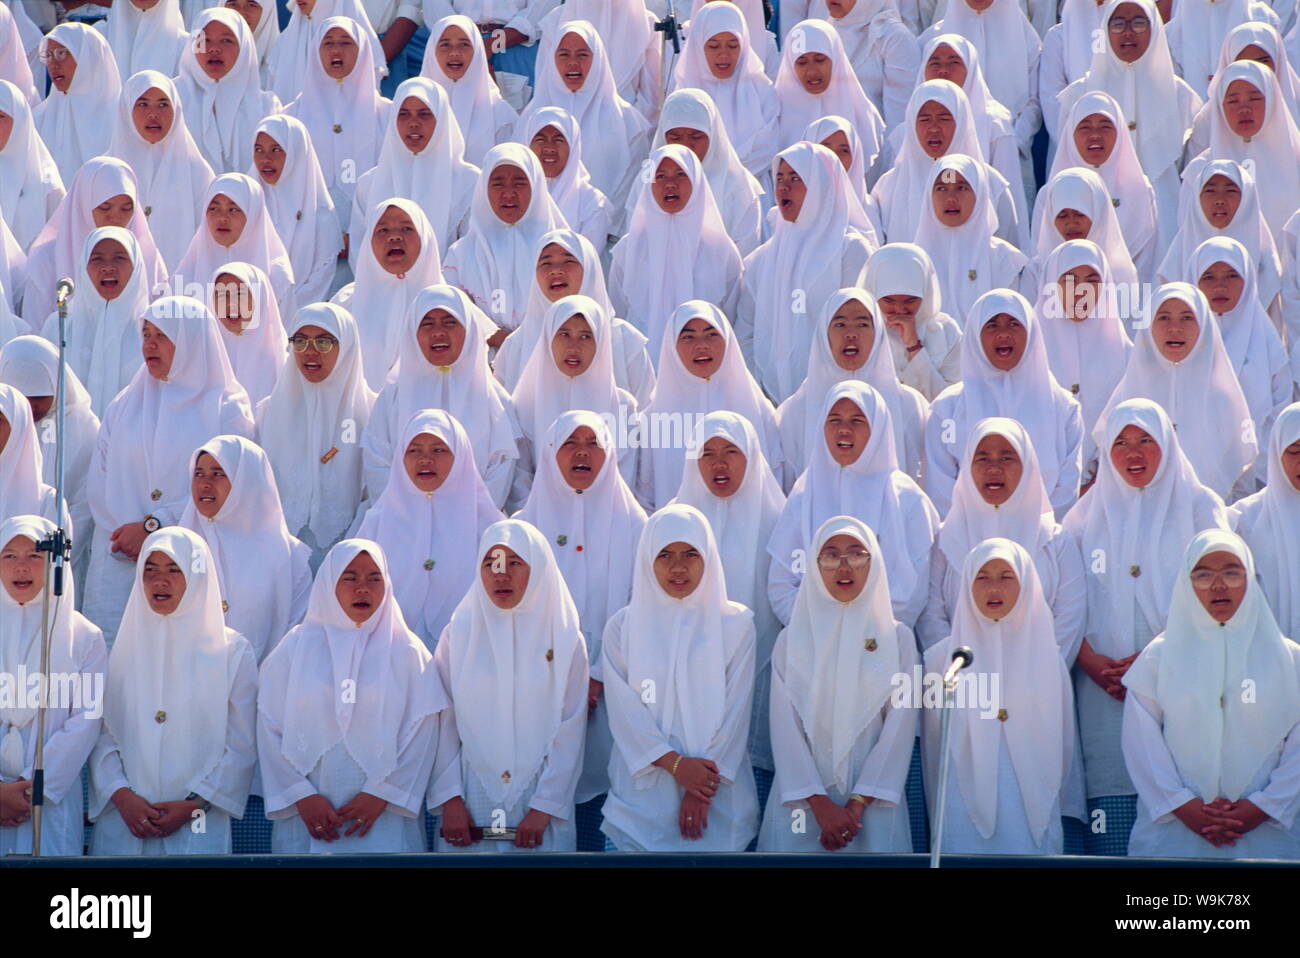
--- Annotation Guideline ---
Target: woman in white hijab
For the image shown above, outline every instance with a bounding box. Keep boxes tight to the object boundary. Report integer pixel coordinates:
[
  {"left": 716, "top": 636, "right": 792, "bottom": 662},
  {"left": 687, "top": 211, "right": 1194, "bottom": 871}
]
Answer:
[
  {"left": 757, "top": 515, "right": 917, "bottom": 853},
  {"left": 1039, "top": 0, "right": 1113, "bottom": 137},
  {"left": 1101, "top": 282, "right": 1258, "bottom": 501},
  {"left": 736, "top": 141, "right": 875, "bottom": 404},
  {"left": 669, "top": 409, "right": 785, "bottom": 802},
  {"left": 1167, "top": 0, "right": 1278, "bottom": 98},
  {"left": 925, "top": 288, "right": 1084, "bottom": 517},
  {"left": 0, "top": 3, "right": 38, "bottom": 106},
  {"left": 356, "top": 407, "right": 503, "bottom": 649},
  {"left": 645, "top": 88, "right": 764, "bottom": 256},
  {"left": 517, "top": 20, "right": 651, "bottom": 212},
  {"left": 1188, "top": 237, "right": 1290, "bottom": 493},
  {"left": 23, "top": 156, "right": 167, "bottom": 328},
  {"left": 911, "top": 155, "right": 1028, "bottom": 327},
  {"left": 919, "top": 416, "right": 1088, "bottom": 660},
  {"left": 769, "top": 381, "right": 940, "bottom": 629},
  {"left": 684, "top": 0, "right": 780, "bottom": 79},
  {"left": 1122, "top": 528, "right": 1300, "bottom": 859},
  {"left": 251, "top": 113, "right": 342, "bottom": 310},
  {"left": 601, "top": 503, "right": 759, "bottom": 851},
  {"left": 1057, "top": 0, "right": 1202, "bottom": 245},
  {"left": 493, "top": 228, "right": 655, "bottom": 406},
  {"left": 363, "top": 284, "right": 521, "bottom": 510},
  {"left": 515, "top": 410, "right": 647, "bottom": 824},
  {"left": 419, "top": 14, "right": 518, "bottom": 168},
  {"left": 637, "top": 300, "right": 786, "bottom": 510},
  {"left": 861, "top": 242, "right": 962, "bottom": 402},
  {"left": 1063, "top": 397, "right": 1228, "bottom": 854},
  {"left": 443, "top": 143, "right": 565, "bottom": 342},
  {"left": 175, "top": 7, "right": 282, "bottom": 176},
  {"left": 270, "top": 0, "right": 386, "bottom": 103},
  {"left": 40, "top": 226, "right": 151, "bottom": 417},
  {"left": 778, "top": 287, "right": 929, "bottom": 482},
  {"left": 224, "top": 0, "right": 281, "bottom": 87},
  {"left": 806, "top": 114, "right": 887, "bottom": 236},
  {"left": 0, "top": 335, "right": 99, "bottom": 570},
  {"left": 609, "top": 145, "right": 743, "bottom": 358},
  {"left": 210, "top": 261, "right": 288, "bottom": 407},
  {"left": 1190, "top": 21, "right": 1300, "bottom": 144},
  {"left": 85, "top": 296, "right": 255, "bottom": 644},
  {"left": 818, "top": 0, "right": 919, "bottom": 134},
  {"left": 173, "top": 173, "right": 294, "bottom": 310},
  {"left": 107, "top": 71, "right": 214, "bottom": 270},
  {"left": 671, "top": 1, "right": 779, "bottom": 180},
  {"left": 0, "top": 515, "right": 105, "bottom": 857},
  {"left": 334, "top": 197, "right": 442, "bottom": 389},
  {"left": 1033, "top": 240, "right": 1133, "bottom": 479},
  {"left": 536, "top": 0, "right": 661, "bottom": 121},
  {"left": 257, "top": 537, "right": 441, "bottom": 854},
  {"left": 429, "top": 518, "right": 589, "bottom": 852},
  {"left": 921, "top": 536, "right": 1075, "bottom": 855},
  {"left": 522, "top": 106, "right": 611, "bottom": 258},
  {"left": 1230, "top": 402, "right": 1300, "bottom": 639},
  {"left": 0, "top": 382, "right": 61, "bottom": 529},
  {"left": 100, "top": 0, "right": 189, "bottom": 78},
  {"left": 32, "top": 22, "right": 121, "bottom": 184},
  {"left": 0, "top": 79, "right": 64, "bottom": 251},
  {"left": 88, "top": 527, "right": 258, "bottom": 855},
  {"left": 352, "top": 77, "right": 477, "bottom": 262},
  {"left": 179, "top": 435, "right": 312, "bottom": 662},
  {"left": 774, "top": 20, "right": 885, "bottom": 186},
  {"left": 1049, "top": 90, "right": 1161, "bottom": 282},
  {"left": 285, "top": 16, "right": 389, "bottom": 222},
  {"left": 257, "top": 302, "right": 376, "bottom": 570}
]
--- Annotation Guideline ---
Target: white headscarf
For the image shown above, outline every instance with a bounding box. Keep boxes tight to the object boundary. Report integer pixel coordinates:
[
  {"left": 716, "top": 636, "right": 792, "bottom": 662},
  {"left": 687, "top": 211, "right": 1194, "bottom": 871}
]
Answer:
[
  {"left": 97, "top": 295, "right": 254, "bottom": 533},
  {"left": 774, "top": 19, "right": 884, "bottom": 170},
  {"left": 641, "top": 300, "right": 783, "bottom": 508},
  {"left": 1212, "top": 21, "right": 1300, "bottom": 124},
  {"left": 622, "top": 503, "right": 742, "bottom": 756},
  {"left": 388, "top": 283, "right": 518, "bottom": 480},
  {"left": 555, "top": 0, "right": 655, "bottom": 97},
  {"left": 860, "top": 241, "right": 952, "bottom": 348},
  {"left": 0, "top": 381, "right": 48, "bottom": 521},
  {"left": 174, "top": 172, "right": 294, "bottom": 306},
  {"left": 669, "top": 409, "right": 785, "bottom": 665},
  {"left": 1167, "top": 0, "right": 1273, "bottom": 97},
  {"left": 915, "top": 35, "right": 1013, "bottom": 155},
  {"left": 269, "top": 0, "right": 385, "bottom": 103},
  {"left": 1057, "top": 0, "right": 1110, "bottom": 83},
  {"left": 209, "top": 260, "right": 287, "bottom": 406},
  {"left": 805, "top": 113, "right": 877, "bottom": 215},
  {"left": 103, "top": 527, "right": 238, "bottom": 802},
  {"left": 937, "top": 536, "right": 1071, "bottom": 843},
  {"left": 355, "top": 408, "right": 503, "bottom": 646},
  {"left": 368, "top": 77, "right": 479, "bottom": 259},
  {"left": 343, "top": 196, "right": 443, "bottom": 389},
  {"left": 930, "top": 0, "right": 1037, "bottom": 116},
  {"left": 179, "top": 434, "right": 303, "bottom": 659},
  {"left": 242, "top": 0, "right": 282, "bottom": 84},
  {"left": 1198, "top": 58, "right": 1300, "bottom": 237},
  {"left": 783, "top": 515, "right": 900, "bottom": 794},
  {"left": 107, "top": 70, "right": 215, "bottom": 269},
  {"left": 519, "top": 105, "right": 608, "bottom": 251},
  {"left": 444, "top": 142, "right": 565, "bottom": 334},
  {"left": 673, "top": 1, "right": 778, "bottom": 176},
  {"left": 519, "top": 19, "right": 650, "bottom": 203},
  {"left": 748, "top": 140, "right": 873, "bottom": 402},
  {"left": 1049, "top": 90, "right": 1159, "bottom": 265},
  {"left": 516, "top": 409, "right": 648, "bottom": 644},
  {"left": 1063, "top": 397, "right": 1228, "bottom": 658},
  {"left": 688, "top": 0, "right": 777, "bottom": 71},
  {"left": 419, "top": 14, "right": 518, "bottom": 167},
  {"left": 511, "top": 293, "right": 625, "bottom": 448},
  {"left": 912, "top": 154, "right": 1027, "bottom": 324},
  {"left": 0, "top": 79, "right": 64, "bottom": 251},
  {"left": 612, "top": 143, "right": 743, "bottom": 356},
  {"left": 1124, "top": 528, "right": 1300, "bottom": 803},
  {"left": 258, "top": 302, "right": 376, "bottom": 547},
  {"left": 259, "top": 538, "right": 444, "bottom": 785},
  {"left": 250, "top": 113, "right": 341, "bottom": 309},
  {"left": 285, "top": 15, "right": 388, "bottom": 213},
  {"left": 1033, "top": 239, "right": 1132, "bottom": 436},
  {"left": 31, "top": 23, "right": 121, "bottom": 183},
  {"left": 174, "top": 7, "right": 280, "bottom": 174},
  {"left": 1032, "top": 166, "right": 1141, "bottom": 294},
  {"left": 444, "top": 517, "right": 586, "bottom": 807},
  {"left": 0, "top": 4, "right": 38, "bottom": 106},
  {"left": 101, "top": 0, "right": 188, "bottom": 78},
  {"left": 1100, "top": 282, "right": 1257, "bottom": 497}
]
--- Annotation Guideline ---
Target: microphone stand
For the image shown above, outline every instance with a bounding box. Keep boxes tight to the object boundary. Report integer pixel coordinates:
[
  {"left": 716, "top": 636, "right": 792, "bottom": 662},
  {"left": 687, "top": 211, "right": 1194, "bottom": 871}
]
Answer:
[
  {"left": 930, "top": 648, "right": 972, "bottom": 869},
  {"left": 655, "top": 0, "right": 682, "bottom": 104},
  {"left": 30, "top": 280, "right": 73, "bottom": 857}
]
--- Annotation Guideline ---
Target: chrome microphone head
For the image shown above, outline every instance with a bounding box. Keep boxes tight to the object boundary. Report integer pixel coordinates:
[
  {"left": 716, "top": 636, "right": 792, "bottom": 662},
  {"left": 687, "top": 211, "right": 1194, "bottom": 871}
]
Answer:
[{"left": 55, "top": 277, "right": 75, "bottom": 302}]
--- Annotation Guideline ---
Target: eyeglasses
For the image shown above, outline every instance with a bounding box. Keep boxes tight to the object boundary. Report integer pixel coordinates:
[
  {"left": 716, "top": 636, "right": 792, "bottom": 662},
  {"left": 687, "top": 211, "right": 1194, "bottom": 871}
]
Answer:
[
  {"left": 817, "top": 551, "right": 872, "bottom": 571},
  {"left": 288, "top": 335, "right": 337, "bottom": 353},
  {"left": 1190, "top": 568, "right": 1247, "bottom": 590},
  {"left": 1107, "top": 16, "right": 1151, "bottom": 33},
  {"left": 39, "top": 48, "right": 71, "bottom": 63}
]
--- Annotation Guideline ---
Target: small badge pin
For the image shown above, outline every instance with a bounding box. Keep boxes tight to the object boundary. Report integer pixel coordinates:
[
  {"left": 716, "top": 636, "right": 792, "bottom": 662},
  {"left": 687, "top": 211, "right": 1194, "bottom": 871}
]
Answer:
[
  {"left": 423, "top": 559, "right": 435, "bottom": 570},
  {"left": 1111, "top": 197, "right": 1121, "bottom": 208},
  {"left": 150, "top": 489, "right": 162, "bottom": 501},
  {"left": 143, "top": 205, "right": 152, "bottom": 217},
  {"left": 997, "top": 708, "right": 1008, "bottom": 722},
  {"left": 1127, "top": 120, "right": 1137, "bottom": 131},
  {"left": 221, "top": 600, "right": 229, "bottom": 614},
  {"left": 1130, "top": 564, "right": 1141, "bottom": 578},
  {"left": 864, "top": 637, "right": 878, "bottom": 652},
  {"left": 501, "top": 770, "right": 511, "bottom": 784},
  {"left": 556, "top": 534, "right": 568, "bottom": 546},
  {"left": 155, "top": 710, "right": 167, "bottom": 724},
  {"left": 320, "top": 446, "right": 339, "bottom": 464},
  {"left": 967, "top": 269, "right": 977, "bottom": 281},
  {"left": 546, "top": 648, "right": 554, "bottom": 662},
  {"left": 1070, "top": 383, "right": 1080, "bottom": 395},
  {"left": 332, "top": 123, "right": 342, "bottom": 134}
]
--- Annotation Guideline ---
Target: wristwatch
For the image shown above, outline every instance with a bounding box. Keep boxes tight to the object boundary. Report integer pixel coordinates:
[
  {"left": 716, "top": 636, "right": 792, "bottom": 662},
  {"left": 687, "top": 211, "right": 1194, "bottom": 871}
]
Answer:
[
  {"left": 142, "top": 514, "right": 161, "bottom": 534},
  {"left": 185, "top": 792, "right": 212, "bottom": 812}
]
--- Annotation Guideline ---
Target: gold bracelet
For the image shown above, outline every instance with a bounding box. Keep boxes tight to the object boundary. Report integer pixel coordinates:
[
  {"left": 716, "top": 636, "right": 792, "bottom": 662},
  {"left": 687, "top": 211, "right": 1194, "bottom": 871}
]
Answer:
[{"left": 670, "top": 754, "right": 683, "bottom": 777}]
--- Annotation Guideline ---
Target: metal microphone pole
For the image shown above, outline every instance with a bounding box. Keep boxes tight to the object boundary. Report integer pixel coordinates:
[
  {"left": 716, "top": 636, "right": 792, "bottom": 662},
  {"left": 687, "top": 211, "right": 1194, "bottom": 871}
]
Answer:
[
  {"left": 655, "top": 0, "right": 682, "bottom": 105},
  {"left": 30, "top": 277, "right": 74, "bottom": 857},
  {"left": 930, "top": 647, "right": 973, "bottom": 869}
]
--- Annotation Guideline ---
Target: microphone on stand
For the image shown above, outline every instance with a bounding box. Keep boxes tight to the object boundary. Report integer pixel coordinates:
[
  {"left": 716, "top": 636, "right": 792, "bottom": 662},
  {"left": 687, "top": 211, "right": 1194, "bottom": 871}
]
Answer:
[
  {"left": 55, "top": 277, "right": 74, "bottom": 308},
  {"left": 943, "top": 646, "right": 974, "bottom": 686}
]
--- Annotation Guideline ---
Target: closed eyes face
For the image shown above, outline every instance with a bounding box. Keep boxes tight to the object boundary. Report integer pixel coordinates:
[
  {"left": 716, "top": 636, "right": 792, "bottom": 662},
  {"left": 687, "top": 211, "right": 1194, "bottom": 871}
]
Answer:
[
  {"left": 1281, "top": 438, "right": 1300, "bottom": 491},
  {"left": 335, "top": 550, "right": 384, "bottom": 624},
  {"left": 0, "top": 535, "right": 43, "bottom": 604},
  {"left": 143, "top": 551, "right": 187, "bottom": 615},
  {"left": 1072, "top": 112, "right": 1117, "bottom": 166},
  {"left": 1109, "top": 423, "right": 1162, "bottom": 487},
  {"left": 197, "top": 21, "right": 240, "bottom": 81},
  {"left": 319, "top": 27, "right": 358, "bottom": 80},
  {"left": 417, "top": 308, "right": 466, "bottom": 366},
  {"left": 555, "top": 425, "right": 606, "bottom": 491},
  {"left": 435, "top": 25, "right": 474, "bottom": 80},
  {"left": 1223, "top": 79, "right": 1266, "bottom": 138},
  {"left": 980, "top": 312, "right": 1027, "bottom": 371},
  {"left": 487, "top": 163, "right": 532, "bottom": 224},
  {"left": 481, "top": 545, "right": 530, "bottom": 610},
  {"left": 1151, "top": 298, "right": 1200, "bottom": 361},
  {"left": 1199, "top": 174, "right": 1242, "bottom": 229},
  {"left": 654, "top": 540, "right": 705, "bottom": 598},
  {"left": 774, "top": 160, "right": 808, "bottom": 222},
  {"left": 551, "top": 313, "right": 596, "bottom": 376},
  {"left": 1053, "top": 206, "right": 1093, "bottom": 241},
  {"left": 824, "top": 396, "right": 871, "bottom": 465},
  {"left": 253, "top": 131, "right": 286, "bottom": 184},
  {"left": 555, "top": 32, "right": 593, "bottom": 91},
  {"left": 915, "top": 100, "right": 956, "bottom": 159},
  {"left": 397, "top": 96, "right": 437, "bottom": 154},
  {"left": 931, "top": 170, "right": 975, "bottom": 225},
  {"left": 820, "top": 130, "right": 853, "bottom": 172},
  {"left": 697, "top": 435, "right": 747, "bottom": 498},
  {"left": 212, "top": 273, "right": 254, "bottom": 335},
  {"left": 676, "top": 317, "right": 724, "bottom": 378},
  {"left": 793, "top": 52, "right": 832, "bottom": 94},
  {"left": 1190, "top": 550, "right": 1248, "bottom": 622},
  {"left": 535, "top": 243, "right": 583, "bottom": 302},
  {"left": 93, "top": 193, "right": 136, "bottom": 229},
  {"left": 404, "top": 432, "right": 454, "bottom": 492},
  {"left": 969, "top": 433, "right": 1023, "bottom": 505},
  {"left": 923, "top": 44, "right": 967, "bottom": 87},
  {"left": 371, "top": 205, "right": 420, "bottom": 275},
  {"left": 191, "top": 451, "right": 232, "bottom": 519},
  {"left": 1057, "top": 265, "right": 1102, "bottom": 321},
  {"left": 1235, "top": 43, "right": 1274, "bottom": 71},
  {"left": 140, "top": 319, "right": 175, "bottom": 379},
  {"left": 971, "top": 558, "right": 1019, "bottom": 620},
  {"left": 132, "top": 88, "right": 174, "bottom": 144},
  {"left": 1197, "top": 260, "right": 1244, "bottom": 315},
  {"left": 665, "top": 126, "right": 711, "bottom": 162},
  {"left": 652, "top": 157, "right": 693, "bottom": 213},
  {"left": 86, "top": 238, "right": 134, "bottom": 301},
  {"left": 206, "top": 193, "right": 246, "bottom": 247},
  {"left": 827, "top": 298, "right": 875, "bottom": 371},
  {"left": 703, "top": 31, "right": 741, "bottom": 79},
  {"left": 529, "top": 124, "right": 570, "bottom": 178}
]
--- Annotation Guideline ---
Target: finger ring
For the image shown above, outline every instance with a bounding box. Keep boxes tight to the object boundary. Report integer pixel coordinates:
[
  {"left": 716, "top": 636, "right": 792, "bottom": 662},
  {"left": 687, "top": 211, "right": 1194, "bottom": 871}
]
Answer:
[
  {"left": 355, "top": 819, "right": 364, "bottom": 826},
  {"left": 139, "top": 818, "right": 148, "bottom": 825},
  {"left": 842, "top": 831, "right": 851, "bottom": 839},
  {"left": 687, "top": 817, "right": 694, "bottom": 822}
]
